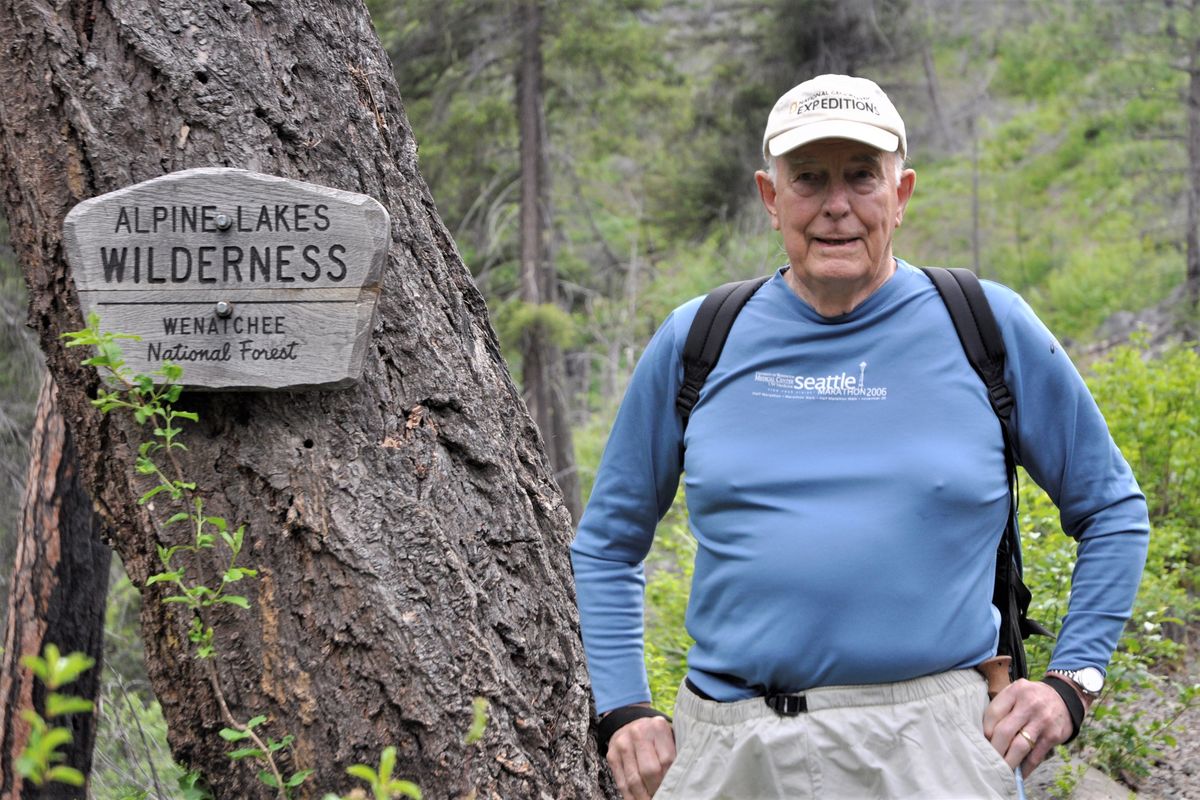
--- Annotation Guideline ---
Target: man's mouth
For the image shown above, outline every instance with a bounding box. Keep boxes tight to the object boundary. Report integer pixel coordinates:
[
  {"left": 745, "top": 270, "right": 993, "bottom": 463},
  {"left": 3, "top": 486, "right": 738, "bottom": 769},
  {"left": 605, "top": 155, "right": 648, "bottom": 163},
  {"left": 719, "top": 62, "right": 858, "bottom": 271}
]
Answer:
[{"left": 814, "top": 236, "right": 859, "bottom": 247}]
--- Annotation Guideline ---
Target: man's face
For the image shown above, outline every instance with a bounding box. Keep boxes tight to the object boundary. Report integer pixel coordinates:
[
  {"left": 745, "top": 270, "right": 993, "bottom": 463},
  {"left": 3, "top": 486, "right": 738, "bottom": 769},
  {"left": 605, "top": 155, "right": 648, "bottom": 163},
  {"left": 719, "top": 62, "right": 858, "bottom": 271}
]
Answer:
[{"left": 755, "top": 139, "right": 915, "bottom": 313}]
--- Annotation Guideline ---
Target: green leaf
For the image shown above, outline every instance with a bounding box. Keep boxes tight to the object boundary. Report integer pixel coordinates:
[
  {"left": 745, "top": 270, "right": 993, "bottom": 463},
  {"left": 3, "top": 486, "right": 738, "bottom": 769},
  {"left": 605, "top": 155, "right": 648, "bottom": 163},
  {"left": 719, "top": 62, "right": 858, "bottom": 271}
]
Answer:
[
  {"left": 160, "top": 362, "right": 184, "bottom": 382},
  {"left": 286, "top": 769, "right": 313, "bottom": 788},
  {"left": 268, "top": 734, "right": 294, "bottom": 752},
  {"left": 175, "top": 410, "right": 200, "bottom": 422},
  {"left": 219, "top": 727, "right": 252, "bottom": 742},
  {"left": 138, "top": 484, "right": 171, "bottom": 504},
  {"left": 162, "top": 596, "right": 195, "bottom": 605},
  {"left": 217, "top": 595, "right": 251, "bottom": 609},
  {"left": 45, "top": 765, "right": 86, "bottom": 786},
  {"left": 20, "top": 653, "right": 50, "bottom": 684},
  {"left": 206, "top": 516, "right": 228, "bottom": 532},
  {"left": 45, "top": 650, "right": 94, "bottom": 688},
  {"left": 166, "top": 384, "right": 184, "bottom": 403},
  {"left": 257, "top": 770, "right": 280, "bottom": 789},
  {"left": 465, "top": 697, "right": 489, "bottom": 745},
  {"left": 38, "top": 726, "right": 74, "bottom": 752},
  {"left": 390, "top": 781, "right": 421, "bottom": 799},
  {"left": 14, "top": 751, "right": 40, "bottom": 779},
  {"left": 345, "top": 764, "right": 378, "bottom": 782},
  {"left": 379, "top": 745, "right": 396, "bottom": 781},
  {"left": 146, "top": 571, "right": 184, "bottom": 586},
  {"left": 246, "top": 715, "right": 268, "bottom": 729},
  {"left": 227, "top": 747, "right": 265, "bottom": 761},
  {"left": 46, "top": 693, "right": 94, "bottom": 717},
  {"left": 166, "top": 512, "right": 191, "bottom": 526},
  {"left": 134, "top": 457, "right": 157, "bottom": 475}
]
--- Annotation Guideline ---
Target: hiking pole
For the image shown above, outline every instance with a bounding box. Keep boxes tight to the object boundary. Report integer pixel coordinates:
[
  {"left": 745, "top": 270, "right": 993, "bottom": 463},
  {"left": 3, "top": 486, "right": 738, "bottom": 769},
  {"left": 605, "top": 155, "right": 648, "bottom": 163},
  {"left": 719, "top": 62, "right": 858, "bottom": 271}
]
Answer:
[{"left": 1015, "top": 766, "right": 1028, "bottom": 800}]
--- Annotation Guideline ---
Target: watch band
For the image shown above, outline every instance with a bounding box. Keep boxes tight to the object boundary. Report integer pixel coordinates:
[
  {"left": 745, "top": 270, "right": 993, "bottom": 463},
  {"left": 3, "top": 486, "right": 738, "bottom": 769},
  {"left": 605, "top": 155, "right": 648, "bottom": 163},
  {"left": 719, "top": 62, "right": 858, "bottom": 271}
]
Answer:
[
  {"left": 1042, "top": 675, "right": 1085, "bottom": 743},
  {"left": 596, "top": 705, "right": 672, "bottom": 757}
]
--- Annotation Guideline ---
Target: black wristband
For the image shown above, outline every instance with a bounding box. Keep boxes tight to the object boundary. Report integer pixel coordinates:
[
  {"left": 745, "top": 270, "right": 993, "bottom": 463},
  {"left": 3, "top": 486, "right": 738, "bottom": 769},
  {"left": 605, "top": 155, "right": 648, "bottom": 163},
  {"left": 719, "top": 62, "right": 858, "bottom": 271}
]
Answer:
[
  {"left": 596, "top": 705, "right": 671, "bottom": 757},
  {"left": 1042, "top": 675, "right": 1085, "bottom": 744}
]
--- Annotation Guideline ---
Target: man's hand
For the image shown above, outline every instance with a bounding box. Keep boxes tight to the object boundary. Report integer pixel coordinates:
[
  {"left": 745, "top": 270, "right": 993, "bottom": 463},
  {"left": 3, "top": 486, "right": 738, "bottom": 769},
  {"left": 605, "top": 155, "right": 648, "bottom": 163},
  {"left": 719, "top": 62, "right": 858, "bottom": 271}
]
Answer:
[
  {"left": 605, "top": 711, "right": 676, "bottom": 800},
  {"left": 983, "top": 678, "right": 1086, "bottom": 774}
]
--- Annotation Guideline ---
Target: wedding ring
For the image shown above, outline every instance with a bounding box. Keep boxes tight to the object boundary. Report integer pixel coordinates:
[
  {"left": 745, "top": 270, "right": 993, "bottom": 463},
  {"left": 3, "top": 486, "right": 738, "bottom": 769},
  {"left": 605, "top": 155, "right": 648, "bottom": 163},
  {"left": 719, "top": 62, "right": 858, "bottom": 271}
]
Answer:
[{"left": 1018, "top": 729, "right": 1037, "bottom": 747}]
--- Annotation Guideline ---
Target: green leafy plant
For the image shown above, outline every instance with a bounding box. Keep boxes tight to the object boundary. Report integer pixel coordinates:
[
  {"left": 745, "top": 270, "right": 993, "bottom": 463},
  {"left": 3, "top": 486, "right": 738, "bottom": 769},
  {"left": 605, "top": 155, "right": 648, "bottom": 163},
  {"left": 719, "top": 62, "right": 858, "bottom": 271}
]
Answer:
[
  {"left": 335, "top": 747, "right": 422, "bottom": 800},
  {"left": 63, "top": 314, "right": 306, "bottom": 798},
  {"left": 15, "top": 644, "right": 95, "bottom": 788},
  {"left": 464, "top": 697, "right": 490, "bottom": 746}
]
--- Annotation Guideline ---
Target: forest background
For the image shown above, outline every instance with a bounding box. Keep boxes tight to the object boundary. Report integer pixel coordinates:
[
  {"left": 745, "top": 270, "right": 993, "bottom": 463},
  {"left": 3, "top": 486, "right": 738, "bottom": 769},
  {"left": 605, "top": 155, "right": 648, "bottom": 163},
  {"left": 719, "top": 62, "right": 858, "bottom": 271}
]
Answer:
[{"left": 1, "top": 0, "right": 1199, "bottom": 796}]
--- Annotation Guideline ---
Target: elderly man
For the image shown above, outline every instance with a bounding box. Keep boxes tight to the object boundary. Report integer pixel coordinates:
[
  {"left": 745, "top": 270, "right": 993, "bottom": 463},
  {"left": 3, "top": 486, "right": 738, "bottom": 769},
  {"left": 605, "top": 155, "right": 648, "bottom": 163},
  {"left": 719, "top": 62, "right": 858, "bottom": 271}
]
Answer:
[{"left": 570, "top": 74, "right": 1149, "bottom": 799}]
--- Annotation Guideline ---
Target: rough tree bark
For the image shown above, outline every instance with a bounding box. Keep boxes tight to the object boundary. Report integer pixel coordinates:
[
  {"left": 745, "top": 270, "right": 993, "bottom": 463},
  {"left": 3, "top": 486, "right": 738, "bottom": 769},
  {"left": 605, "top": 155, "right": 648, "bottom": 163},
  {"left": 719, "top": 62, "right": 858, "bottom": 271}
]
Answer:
[
  {"left": 1187, "top": 10, "right": 1200, "bottom": 316},
  {"left": 516, "top": 0, "right": 582, "bottom": 524},
  {"left": 0, "top": 0, "right": 609, "bottom": 797},
  {"left": 0, "top": 375, "right": 111, "bottom": 797}
]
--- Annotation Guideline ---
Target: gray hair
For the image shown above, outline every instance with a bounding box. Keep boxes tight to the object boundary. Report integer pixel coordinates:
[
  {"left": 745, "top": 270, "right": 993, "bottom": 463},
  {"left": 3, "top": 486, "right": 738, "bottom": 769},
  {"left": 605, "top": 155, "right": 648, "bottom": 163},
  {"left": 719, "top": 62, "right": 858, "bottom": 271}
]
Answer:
[{"left": 765, "top": 151, "right": 906, "bottom": 184}]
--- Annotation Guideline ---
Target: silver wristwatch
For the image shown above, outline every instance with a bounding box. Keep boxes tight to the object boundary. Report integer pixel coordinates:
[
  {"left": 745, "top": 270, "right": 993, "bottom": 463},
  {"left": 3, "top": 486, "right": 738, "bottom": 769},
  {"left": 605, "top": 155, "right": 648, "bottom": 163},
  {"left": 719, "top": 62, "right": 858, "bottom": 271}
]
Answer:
[{"left": 1046, "top": 667, "right": 1104, "bottom": 699}]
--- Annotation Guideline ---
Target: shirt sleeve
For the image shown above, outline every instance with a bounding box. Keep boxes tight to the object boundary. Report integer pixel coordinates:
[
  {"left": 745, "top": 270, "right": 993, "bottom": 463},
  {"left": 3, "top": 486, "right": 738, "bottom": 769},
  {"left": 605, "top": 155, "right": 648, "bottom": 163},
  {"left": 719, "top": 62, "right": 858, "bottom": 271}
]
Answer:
[
  {"left": 569, "top": 305, "right": 693, "bottom": 714},
  {"left": 991, "top": 286, "right": 1151, "bottom": 674}
]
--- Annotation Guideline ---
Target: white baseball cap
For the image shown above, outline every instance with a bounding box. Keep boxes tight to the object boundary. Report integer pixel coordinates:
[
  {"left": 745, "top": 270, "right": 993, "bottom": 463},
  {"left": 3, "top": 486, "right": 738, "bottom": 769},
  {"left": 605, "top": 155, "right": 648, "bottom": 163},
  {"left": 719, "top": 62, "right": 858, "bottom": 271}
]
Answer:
[{"left": 762, "top": 74, "right": 907, "bottom": 160}]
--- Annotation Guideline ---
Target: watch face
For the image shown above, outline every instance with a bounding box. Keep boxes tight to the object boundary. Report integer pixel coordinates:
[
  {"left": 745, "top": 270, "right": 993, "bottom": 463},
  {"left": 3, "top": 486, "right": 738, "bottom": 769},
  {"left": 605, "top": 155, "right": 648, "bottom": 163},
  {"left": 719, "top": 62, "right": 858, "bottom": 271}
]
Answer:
[{"left": 1076, "top": 667, "right": 1105, "bottom": 694}]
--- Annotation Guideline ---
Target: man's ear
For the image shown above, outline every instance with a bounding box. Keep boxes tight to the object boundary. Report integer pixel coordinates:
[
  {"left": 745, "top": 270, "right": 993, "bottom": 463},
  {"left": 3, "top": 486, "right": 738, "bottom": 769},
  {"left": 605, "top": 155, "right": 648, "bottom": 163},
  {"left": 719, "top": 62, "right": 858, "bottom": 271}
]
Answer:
[
  {"left": 894, "top": 168, "right": 916, "bottom": 227},
  {"left": 755, "top": 170, "right": 780, "bottom": 230}
]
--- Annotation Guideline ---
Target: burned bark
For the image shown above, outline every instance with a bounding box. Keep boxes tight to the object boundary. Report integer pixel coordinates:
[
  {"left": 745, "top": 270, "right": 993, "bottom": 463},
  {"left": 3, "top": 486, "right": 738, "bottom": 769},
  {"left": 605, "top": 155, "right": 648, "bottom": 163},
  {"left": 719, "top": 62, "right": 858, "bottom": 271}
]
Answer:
[
  {"left": 0, "top": 0, "right": 608, "bottom": 797},
  {"left": 0, "top": 375, "right": 110, "bottom": 798}
]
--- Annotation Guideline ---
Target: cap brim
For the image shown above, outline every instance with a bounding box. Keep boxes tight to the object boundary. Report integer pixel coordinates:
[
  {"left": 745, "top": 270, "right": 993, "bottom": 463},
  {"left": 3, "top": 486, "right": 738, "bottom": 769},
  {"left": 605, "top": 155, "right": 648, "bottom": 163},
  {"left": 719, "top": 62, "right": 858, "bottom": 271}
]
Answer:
[{"left": 767, "top": 121, "right": 900, "bottom": 158}]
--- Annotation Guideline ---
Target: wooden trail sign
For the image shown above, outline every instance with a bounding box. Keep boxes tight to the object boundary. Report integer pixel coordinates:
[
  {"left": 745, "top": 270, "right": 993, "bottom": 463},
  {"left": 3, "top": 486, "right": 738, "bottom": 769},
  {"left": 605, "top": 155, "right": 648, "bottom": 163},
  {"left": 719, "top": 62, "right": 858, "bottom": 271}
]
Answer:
[{"left": 63, "top": 168, "right": 390, "bottom": 390}]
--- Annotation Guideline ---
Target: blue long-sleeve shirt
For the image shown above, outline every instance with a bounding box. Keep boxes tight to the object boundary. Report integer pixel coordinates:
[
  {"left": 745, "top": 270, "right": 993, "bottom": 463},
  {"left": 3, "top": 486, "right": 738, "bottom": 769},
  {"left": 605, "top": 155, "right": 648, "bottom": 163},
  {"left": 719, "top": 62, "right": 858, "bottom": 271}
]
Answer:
[{"left": 570, "top": 261, "right": 1150, "bottom": 714}]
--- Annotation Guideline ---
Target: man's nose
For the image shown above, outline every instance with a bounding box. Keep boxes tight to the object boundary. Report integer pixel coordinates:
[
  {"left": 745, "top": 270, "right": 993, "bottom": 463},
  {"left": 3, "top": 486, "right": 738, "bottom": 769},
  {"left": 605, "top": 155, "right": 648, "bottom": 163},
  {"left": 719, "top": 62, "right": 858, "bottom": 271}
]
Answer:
[{"left": 822, "top": 180, "right": 851, "bottom": 217}]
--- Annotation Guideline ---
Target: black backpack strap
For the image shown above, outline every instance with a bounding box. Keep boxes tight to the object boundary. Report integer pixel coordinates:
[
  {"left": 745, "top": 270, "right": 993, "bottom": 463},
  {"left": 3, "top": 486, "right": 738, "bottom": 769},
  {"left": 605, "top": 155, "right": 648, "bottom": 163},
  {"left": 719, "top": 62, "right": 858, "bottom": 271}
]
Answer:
[
  {"left": 920, "top": 266, "right": 1051, "bottom": 681},
  {"left": 676, "top": 276, "right": 770, "bottom": 427},
  {"left": 919, "top": 267, "right": 1014, "bottom": 436}
]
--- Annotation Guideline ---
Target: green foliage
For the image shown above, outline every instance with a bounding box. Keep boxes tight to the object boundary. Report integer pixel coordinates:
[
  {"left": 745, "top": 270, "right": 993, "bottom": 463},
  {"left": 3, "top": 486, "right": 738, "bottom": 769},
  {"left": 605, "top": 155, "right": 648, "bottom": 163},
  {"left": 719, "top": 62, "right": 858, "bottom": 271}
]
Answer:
[
  {"left": 15, "top": 644, "right": 95, "bottom": 788},
  {"left": 492, "top": 300, "right": 579, "bottom": 366},
  {"left": 90, "top": 667, "right": 199, "bottom": 800},
  {"left": 1088, "top": 339, "right": 1200, "bottom": 527},
  {"left": 464, "top": 696, "right": 490, "bottom": 745},
  {"left": 643, "top": 488, "right": 696, "bottom": 712},
  {"left": 1014, "top": 337, "right": 1200, "bottom": 776},
  {"left": 1082, "top": 655, "right": 1200, "bottom": 780},
  {"left": 320, "top": 746, "right": 422, "bottom": 800},
  {"left": 65, "top": 315, "right": 306, "bottom": 799}
]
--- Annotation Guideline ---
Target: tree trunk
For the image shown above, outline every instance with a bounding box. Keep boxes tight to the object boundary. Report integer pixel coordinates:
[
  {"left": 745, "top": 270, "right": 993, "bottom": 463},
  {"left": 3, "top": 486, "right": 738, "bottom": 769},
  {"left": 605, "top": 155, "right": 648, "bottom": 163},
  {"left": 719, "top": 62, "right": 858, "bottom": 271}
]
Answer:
[
  {"left": 0, "top": 1, "right": 608, "bottom": 797},
  {"left": 1187, "top": 28, "right": 1200, "bottom": 316},
  {"left": 516, "top": 0, "right": 582, "bottom": 523},
  {"left": 0, "top": 375, "right": 111, "bottom": 797}
]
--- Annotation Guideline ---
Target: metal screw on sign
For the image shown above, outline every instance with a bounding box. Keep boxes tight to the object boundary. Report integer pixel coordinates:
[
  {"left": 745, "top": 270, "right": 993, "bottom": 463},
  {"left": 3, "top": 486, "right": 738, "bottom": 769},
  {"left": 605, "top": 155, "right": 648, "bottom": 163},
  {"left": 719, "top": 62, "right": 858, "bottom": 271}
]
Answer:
[
  {"left": 215, "top": 213, "right": 232, "bottom": 230},
  {"left": 215, "top": 300, "right": 234, "bottom": 319}
]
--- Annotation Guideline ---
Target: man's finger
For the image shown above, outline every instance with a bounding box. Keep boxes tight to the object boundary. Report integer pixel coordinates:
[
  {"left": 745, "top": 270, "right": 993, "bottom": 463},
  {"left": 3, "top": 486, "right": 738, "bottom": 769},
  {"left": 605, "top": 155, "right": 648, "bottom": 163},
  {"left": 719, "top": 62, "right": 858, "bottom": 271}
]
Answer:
[
  {"left": 606, "top": 716, "right": 675, "bottom": 800},
  {"left": 1001, "top": 724, "right": 1037, "bottom": 770},
  {"left": 608, "top": 741, "right": 652, "bottom": 800},
  {"left": 982, "top": 680, "right": 1021, "bottom": 738}
]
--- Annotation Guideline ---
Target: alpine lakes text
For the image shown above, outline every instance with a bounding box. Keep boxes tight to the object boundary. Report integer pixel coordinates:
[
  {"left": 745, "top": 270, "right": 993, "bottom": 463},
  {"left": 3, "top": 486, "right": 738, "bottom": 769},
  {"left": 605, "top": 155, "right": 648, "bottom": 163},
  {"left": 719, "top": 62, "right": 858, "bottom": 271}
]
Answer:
[{"left": 99, "top": 203, "right": 351, "bottom": 285}]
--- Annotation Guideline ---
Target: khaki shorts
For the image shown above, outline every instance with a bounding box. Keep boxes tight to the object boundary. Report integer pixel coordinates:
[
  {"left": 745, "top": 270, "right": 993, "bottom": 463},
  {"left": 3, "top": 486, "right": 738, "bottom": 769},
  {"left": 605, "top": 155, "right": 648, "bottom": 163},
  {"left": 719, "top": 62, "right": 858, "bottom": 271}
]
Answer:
[{"left": 656, "top": 669, "right": 1018, "bottom": 800}]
